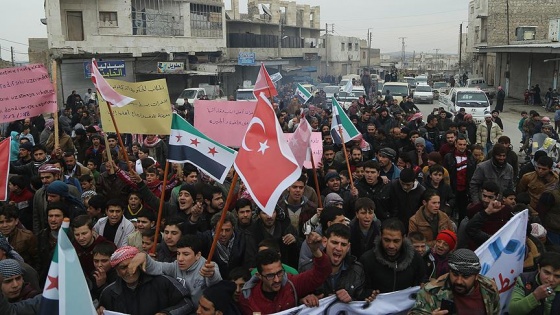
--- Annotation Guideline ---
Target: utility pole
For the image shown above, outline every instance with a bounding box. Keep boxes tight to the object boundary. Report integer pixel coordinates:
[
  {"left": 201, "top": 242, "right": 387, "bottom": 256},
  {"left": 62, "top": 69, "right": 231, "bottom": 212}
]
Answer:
[
  {"left": 278, "top": 18, "right": 283, "bottom": 58},
  {"left": 325, "top": 23, "right": 334, "bottom": 76},
  {"left": 367, "top": 28, "right": 372, "bottom": 70},
  {"left": 399, "top": 37, "right": 406, "bottom": 70},
  {"left": 434, "top": 48, "right": 440, "bottom": 72},
  {"left": 412, "top": 50, "right": 416, "bottom": 72},
  {"left": 11, "top": 46, "right": 15, "bottom": 66},
  {"left": 459, "top": 23, "right": 463, "bottom": 74}
]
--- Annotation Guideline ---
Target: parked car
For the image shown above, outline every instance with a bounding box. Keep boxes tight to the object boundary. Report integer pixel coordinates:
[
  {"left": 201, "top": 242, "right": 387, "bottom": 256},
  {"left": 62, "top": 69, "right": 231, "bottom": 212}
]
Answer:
[
  {"left": 433, "top": 81, "right": 450, "bottom": 95},
  {"left": 382, "top": 82, "right": 410, "bottom": 103},
  {"left": 176, "top": 88, "right": 206, "bottom": 106},
  {"left": 466, "top": 77, "right": 496, "bottom": 99},
  {"left": 236, "top": 88, "right": 257, "bottom": 101},
  {"left": 413, "top": 84, "right": 434, "bottom": 104}
]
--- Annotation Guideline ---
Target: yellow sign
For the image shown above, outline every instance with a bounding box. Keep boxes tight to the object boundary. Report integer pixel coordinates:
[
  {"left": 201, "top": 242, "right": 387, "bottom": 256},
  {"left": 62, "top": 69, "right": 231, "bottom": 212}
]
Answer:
[{"left": 99, "top": 79, "right": 173, "bottom": 135}]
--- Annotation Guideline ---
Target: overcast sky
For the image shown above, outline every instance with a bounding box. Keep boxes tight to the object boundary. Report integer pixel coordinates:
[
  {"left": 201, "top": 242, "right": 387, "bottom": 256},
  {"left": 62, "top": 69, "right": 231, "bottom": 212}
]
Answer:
[{"left": 1, "top": 0, "right": 469, "bottom": 62}]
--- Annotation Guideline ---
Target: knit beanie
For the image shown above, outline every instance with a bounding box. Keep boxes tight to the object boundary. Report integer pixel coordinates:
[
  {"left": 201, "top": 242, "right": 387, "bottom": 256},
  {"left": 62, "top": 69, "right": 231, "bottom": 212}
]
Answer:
[
  {"left": 46, "top": 181, "right": 69, "bottom": 197},
  {"left": 415, "top": 137, "right": 426, "bottom": 147},
  {"left": 436, "top": 230, "right": 457, "bottom": 251},
  {"left": 179, "top": 184, "right": 197, "bottom": 199},
  {"left": 448, "top": 249, "right": 481, "bottom": 276}
]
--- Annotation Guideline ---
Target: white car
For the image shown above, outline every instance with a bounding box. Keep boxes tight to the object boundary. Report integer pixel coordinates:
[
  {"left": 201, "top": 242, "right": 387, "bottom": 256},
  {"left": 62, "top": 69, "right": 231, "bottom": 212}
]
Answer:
[{"left": 413, "top": 85, "right": 434, "bottom": 104}]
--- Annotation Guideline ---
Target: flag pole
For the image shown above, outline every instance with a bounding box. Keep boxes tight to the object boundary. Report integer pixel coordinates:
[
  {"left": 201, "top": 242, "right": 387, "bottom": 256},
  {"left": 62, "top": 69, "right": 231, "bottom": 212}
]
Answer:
[
  {"left": 150, "top": 160, "right": 170, "bottom": 255},
  {"left": 103, "top": 133, "right": 115, "bottom": 174},
  {"left": 51, "top": 60, "right": 60, "bottom": 150},
  {"left": 337, "top": 126, "right": 355, "bottom": 188},
  {"left": 105, "top": 102, "right": 131, "bottom": 168},
  {"left": 206, "top": 172, "right": 239, "bottom": 263},
  {"left": 309, "top": 149, "right": 323, "bottom": 208}
]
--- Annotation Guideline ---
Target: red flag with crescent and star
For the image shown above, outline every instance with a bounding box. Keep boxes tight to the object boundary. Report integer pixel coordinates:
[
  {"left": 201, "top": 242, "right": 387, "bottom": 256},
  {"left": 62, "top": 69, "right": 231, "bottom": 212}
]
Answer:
[
  {"left": 253, "top": 63, "right": 278, "bottom": 99},
  {"left": 234, "top": 93, "right": 301, "bottom": 216}
]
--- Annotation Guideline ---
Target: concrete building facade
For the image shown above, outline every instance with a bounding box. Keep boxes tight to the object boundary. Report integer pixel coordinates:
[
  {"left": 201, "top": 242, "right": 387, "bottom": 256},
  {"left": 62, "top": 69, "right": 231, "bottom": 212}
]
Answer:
[
  {"left": 45, "top": 0, "right": 227, "bottom": 103},
  {"left": 467, "top": 0, "right": 560, "bottom": 97}
]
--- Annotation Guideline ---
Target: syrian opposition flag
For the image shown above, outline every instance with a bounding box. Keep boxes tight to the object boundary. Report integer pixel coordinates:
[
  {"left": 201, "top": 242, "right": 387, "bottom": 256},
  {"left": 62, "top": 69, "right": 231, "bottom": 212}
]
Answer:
[
  {"left": 90, "top": 58, "right": 135, "bottom": 107},
  {"left": 168, "top": 114, "right": 237, "bottom": 184},
  {"left": 295, "top": 83, "right": 312, "bottom": 104},
  {"left": 0, "top": 137, "right": 10, "bottom": 201},
  {"left": 253, "top": 63, "right": 278, "bottom": 99},
  {"left": 234, "top": 93, "right": 301, "bottom": 216},
  {"left": 39, "top": 219, "right": 96, "bottom": 315},
  {"left": 330, "top": 97, "right": 360, "bottom": 144},
  {"left": 287, "top": 114, "right": 312, "bottom": 169}
]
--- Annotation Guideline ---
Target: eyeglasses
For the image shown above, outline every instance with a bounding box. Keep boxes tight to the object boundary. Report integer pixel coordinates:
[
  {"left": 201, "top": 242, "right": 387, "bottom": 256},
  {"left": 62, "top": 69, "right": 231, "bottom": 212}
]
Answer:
[{"left": 262, "top": 269, "right": 285, "bottom": 281}]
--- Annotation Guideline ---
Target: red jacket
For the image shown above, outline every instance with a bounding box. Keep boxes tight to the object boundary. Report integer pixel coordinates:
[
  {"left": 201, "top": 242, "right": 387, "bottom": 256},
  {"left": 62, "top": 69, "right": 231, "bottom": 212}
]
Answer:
[{"left": 239, "top": 253, "right": 331, "bottom": 315}]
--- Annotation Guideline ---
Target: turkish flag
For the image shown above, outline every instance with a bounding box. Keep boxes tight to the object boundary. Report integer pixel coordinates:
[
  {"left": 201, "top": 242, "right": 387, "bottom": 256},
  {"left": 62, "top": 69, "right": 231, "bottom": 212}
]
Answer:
[
  {"left": 0, "top": 137, "right": 11, "bottom": 201},
  {"left": 253, "top": 63, "right": 278, "bottom": 99},
  {"left": 234, "top": 93, "right": 301, "bottom": 216}
]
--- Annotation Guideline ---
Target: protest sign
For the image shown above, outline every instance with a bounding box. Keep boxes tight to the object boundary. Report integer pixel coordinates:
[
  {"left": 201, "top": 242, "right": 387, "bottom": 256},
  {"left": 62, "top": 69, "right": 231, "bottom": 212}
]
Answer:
[
  {"left": 272, "top": 210, "right": 529, "bottom": 315},
  {"left": 284, "top": 132, "right": 322, "bottom": 169},
  {"left": 194, "top": 100, "right": 256, "bottom": 147},
  {"left": 475, "top": 209, "right": 528, "bottom": 314},
  {"left": 0, "top": 64, "right": 57, "bottom": 123},
  {"left": 98, "top": 79, "right": 172, "bottom": 135}
]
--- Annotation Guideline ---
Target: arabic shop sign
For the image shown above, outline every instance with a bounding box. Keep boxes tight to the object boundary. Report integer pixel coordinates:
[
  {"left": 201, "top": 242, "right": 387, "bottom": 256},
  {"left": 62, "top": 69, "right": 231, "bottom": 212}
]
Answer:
[
  {"left": 237, "top": 52, "right": 255, "bottom": 66},
  {"left": 83, "top": 61, "right": 126, "bottom": 78},
  {"left": 157, "top": 62, "right": 185, "bottom": 74}
]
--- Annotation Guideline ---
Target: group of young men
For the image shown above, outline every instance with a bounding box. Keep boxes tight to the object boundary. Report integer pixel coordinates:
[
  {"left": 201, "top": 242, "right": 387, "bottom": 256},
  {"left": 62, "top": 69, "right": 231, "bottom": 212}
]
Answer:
[{"left": 1, "top": 84, "right": 560, "bottom": 315}]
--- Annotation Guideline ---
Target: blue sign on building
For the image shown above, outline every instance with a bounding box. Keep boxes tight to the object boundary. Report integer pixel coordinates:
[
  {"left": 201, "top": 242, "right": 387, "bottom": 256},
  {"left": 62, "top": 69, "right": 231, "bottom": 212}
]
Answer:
[
  {"left": 237, "top": 52, "right": 256, "bottom": 66},
  {"left": 83, "top": 60, "right": 126, "bottom": 78}
]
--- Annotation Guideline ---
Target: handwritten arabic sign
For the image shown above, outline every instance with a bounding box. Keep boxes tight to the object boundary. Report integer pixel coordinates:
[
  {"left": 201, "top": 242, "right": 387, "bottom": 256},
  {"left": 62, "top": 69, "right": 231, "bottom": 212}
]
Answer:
[
  {"left": 194, "top": 100, "right": 256, "bottom": 147},
  {"left": 284, "top": 132, "right": 322, "bottom": 169},
  {"left": 0, "top": 64, "right": 57, "bottom": 123},
  {"left": 475, "top": 209, "right": 528, "bottom": 314},
  {"left": 99, "top": 79, "right": 172, "bottom": 135},
  {"left": 83, "top": 60, "right": 126, "bottom": 78},
  {"left": 157, "top": 62, "right": 184, "bottom": 74}
]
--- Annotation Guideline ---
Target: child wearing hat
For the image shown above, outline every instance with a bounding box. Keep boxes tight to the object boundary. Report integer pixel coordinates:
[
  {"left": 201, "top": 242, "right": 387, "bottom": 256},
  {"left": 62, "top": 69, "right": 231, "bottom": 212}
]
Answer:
[{"left": 427, "top": 230, "right": 457, "bottom": 280}]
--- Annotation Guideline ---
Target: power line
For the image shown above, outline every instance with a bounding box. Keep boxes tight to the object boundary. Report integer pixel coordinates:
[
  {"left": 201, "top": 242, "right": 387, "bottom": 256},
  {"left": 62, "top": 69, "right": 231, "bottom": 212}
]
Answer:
[{"left": 0, "top": 38, "right": 28, "bottom": 46}]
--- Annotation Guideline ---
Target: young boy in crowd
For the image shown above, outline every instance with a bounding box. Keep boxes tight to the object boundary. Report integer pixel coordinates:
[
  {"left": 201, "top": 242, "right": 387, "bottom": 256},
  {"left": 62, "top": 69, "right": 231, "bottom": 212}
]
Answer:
[
  {"left": 90, "top": 242, "right": 117, "bottom": 300},
  {"left": 127, "top": 234, "right": 222, "bottom": 308},
  {"left": 423, "top": 165, "right": 455, "bottom": 219},
  {"left": 141, "top": 229, "right": 156, "bottom": 254},
  {"left": 409, "top": 231, "right": 431, "bottom": 281}
]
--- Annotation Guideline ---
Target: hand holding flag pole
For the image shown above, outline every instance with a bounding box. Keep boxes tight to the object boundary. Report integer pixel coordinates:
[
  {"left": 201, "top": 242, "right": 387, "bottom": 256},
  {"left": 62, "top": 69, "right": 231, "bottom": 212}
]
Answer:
[
  {"left": 150, "top": 161, "right": 170, "bottom": 255},
  {"left": 309, "top": 149, "right": 323, "bottom": 208},
  {"left": 206, "top": 172, "right": 239, "bottom": 263},
  {"left": 336, "top": 124, "right": 355, "bottom": 189}
]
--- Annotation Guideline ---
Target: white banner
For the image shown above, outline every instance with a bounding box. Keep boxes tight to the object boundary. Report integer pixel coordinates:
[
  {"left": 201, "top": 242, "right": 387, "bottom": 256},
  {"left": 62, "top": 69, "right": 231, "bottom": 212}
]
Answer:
[
  {"left": 272, "top": 286, "right": 420, "bottom": 315},
  {"left": 272, "top": 210, "right": 528, "bottom": 315},
  {"left": 475, "top": 209, "right": 528, "bottom": 314}
]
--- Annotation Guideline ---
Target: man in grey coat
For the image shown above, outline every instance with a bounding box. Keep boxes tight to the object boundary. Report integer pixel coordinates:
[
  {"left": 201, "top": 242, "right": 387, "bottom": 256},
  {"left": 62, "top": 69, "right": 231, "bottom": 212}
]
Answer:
[{"left": 470, "top": 143, "right": 514, "bottom": 203}]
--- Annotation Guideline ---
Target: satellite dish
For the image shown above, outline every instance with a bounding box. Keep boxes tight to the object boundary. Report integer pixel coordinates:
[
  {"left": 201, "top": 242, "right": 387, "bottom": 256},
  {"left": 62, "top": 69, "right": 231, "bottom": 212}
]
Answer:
[{"left": 262, "top": 4, "right": 273, "bottom": 17}]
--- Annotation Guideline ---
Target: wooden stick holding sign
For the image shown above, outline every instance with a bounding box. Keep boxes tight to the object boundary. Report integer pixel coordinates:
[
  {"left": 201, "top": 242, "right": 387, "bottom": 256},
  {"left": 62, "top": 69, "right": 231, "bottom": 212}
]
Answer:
[
  {"left": 51, "top": 60, "right": 59, "bottom": 150},
  {"left": 151, "top": 161, "right": 170, "bottom": 255}
]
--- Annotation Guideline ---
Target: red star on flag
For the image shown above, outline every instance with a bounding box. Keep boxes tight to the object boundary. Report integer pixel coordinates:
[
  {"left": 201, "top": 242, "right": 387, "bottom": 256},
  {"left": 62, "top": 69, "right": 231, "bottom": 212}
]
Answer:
[
  {"left": 46, "top": 275, "right": 58, "bottom": 291},
  {"left": 190, "top": 138, "right": 200, "bottom": 146},
  {"left": 175, "top": 135, "right": 183, "bottom": 142},
  {"left": 208, "top": 147, "right": 218, "bottom": 156}
]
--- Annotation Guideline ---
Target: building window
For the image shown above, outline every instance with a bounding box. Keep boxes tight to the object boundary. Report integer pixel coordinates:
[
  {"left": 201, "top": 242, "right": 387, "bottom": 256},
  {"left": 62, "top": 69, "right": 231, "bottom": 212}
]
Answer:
[
  {"left": 348, "top": 43, "right": 352, "bottom": 50},
  {"left": 66, "top": 11, "right": 84, "bottom": 41},
  {"left": 362, "top": 51, "right": 366, "bottom": 59},
  {"left": 341, "top": 43, "right": 345, "bottom": 51},
  {"left": 131, "top": 0, "right": 184, "bottom": 36},
  {"left": 355, "top": 43, "right": 359, "bottom": 51},
  {"left": 190, "top": 3, "right": 223, "bottom": 38},
  {"left": 99, "top": 12, "right": 118, "bottom": 27}
]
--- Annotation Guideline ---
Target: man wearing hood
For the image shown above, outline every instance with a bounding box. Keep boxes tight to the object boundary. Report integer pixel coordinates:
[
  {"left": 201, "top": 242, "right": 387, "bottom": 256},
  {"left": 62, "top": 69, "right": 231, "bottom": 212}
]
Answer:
[
  {"left": 360, "top": 218, "right": 425, "bottom": 295},
  {"left": 239, "top": 232, "right": 330, "bottom": 314},
  {"left": 469, "top": 143, "right": 514, "bottom": 204}
]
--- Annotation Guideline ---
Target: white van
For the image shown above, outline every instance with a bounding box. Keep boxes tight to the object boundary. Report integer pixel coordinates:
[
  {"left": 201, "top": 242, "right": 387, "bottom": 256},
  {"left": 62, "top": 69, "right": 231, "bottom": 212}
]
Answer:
[
  {"left": 443, "top": 88, "right": 491, "bottom": 124},
  {"left": 382, "top": 82, "right": 410, "bottom": 103}
]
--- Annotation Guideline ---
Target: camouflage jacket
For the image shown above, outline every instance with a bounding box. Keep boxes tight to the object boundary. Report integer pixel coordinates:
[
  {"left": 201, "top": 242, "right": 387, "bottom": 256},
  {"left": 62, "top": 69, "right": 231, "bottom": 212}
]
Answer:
[{"left": 408, "top": 273, "right": 500, "bottom": 315}]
